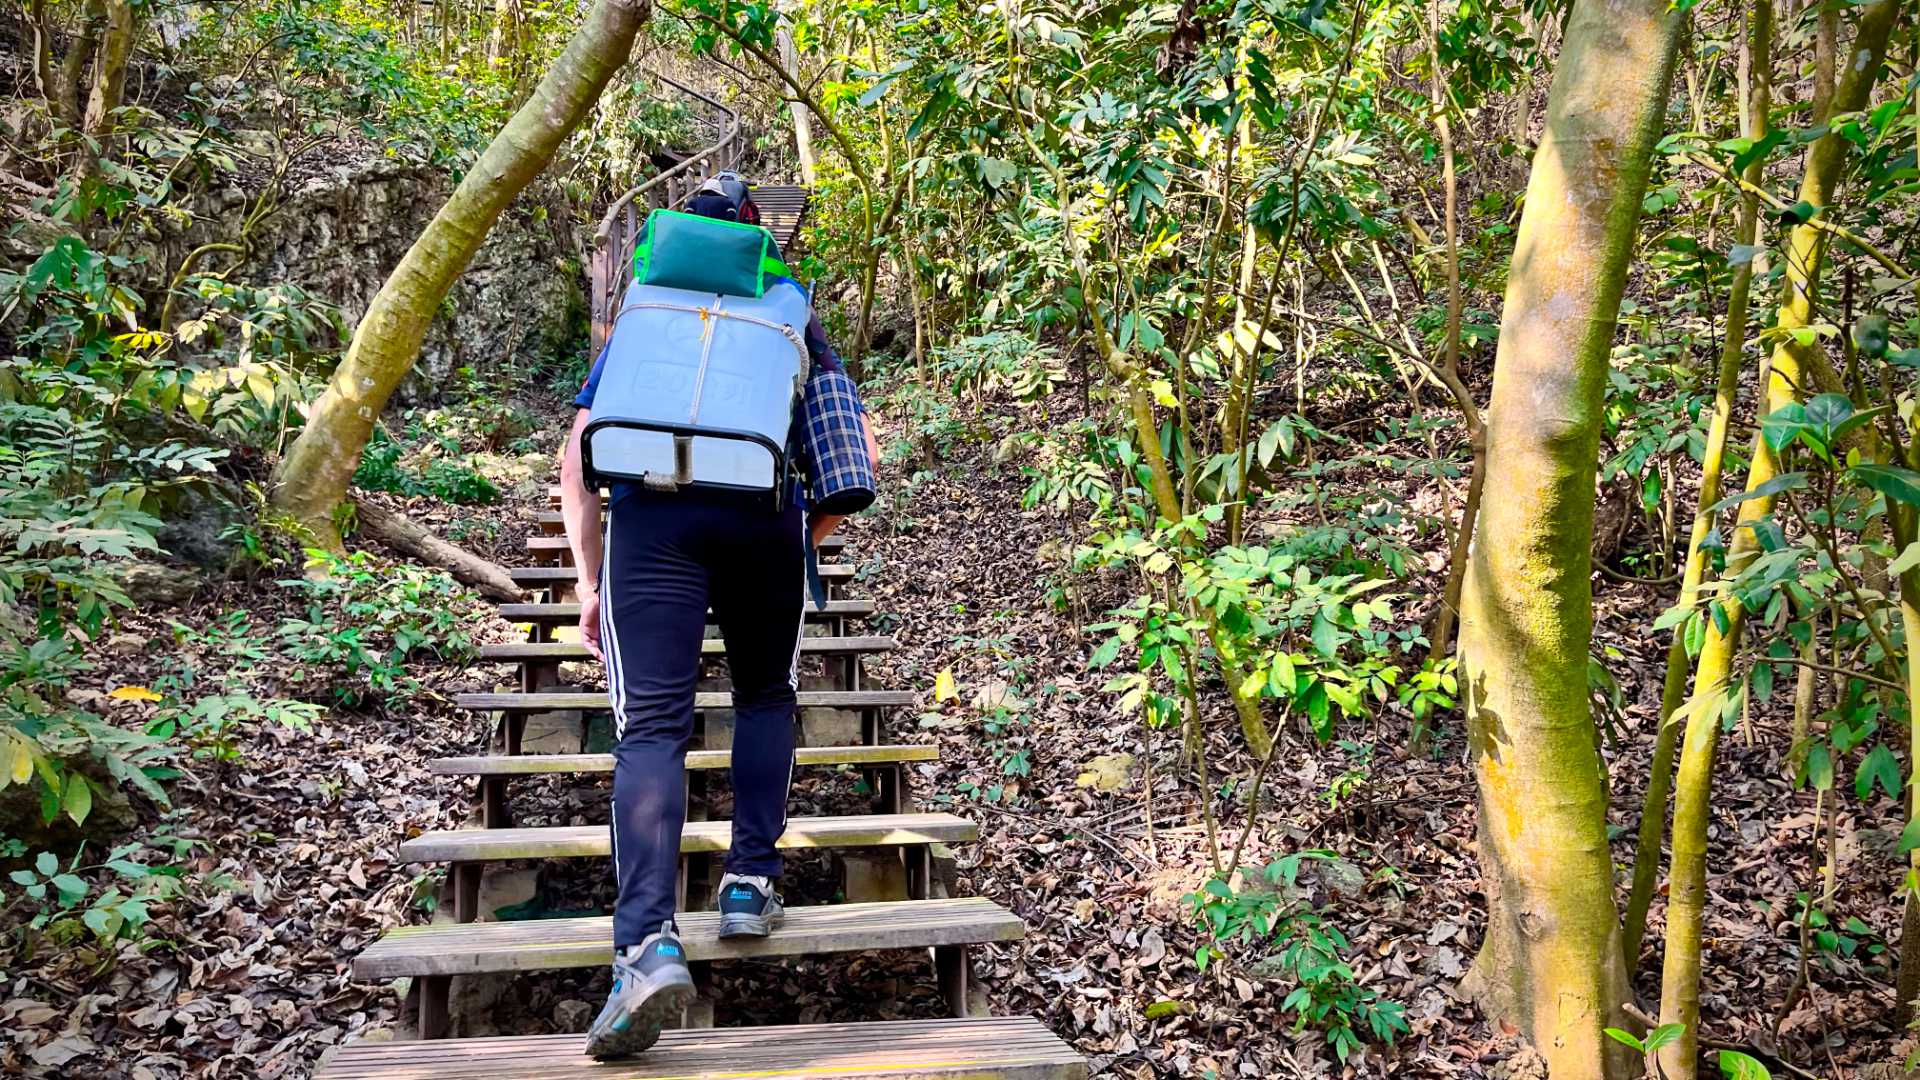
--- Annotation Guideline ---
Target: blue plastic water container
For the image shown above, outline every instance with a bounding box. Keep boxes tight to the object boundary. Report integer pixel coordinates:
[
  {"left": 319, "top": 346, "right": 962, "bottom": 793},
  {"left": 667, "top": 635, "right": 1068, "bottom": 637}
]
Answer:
[{"left": 583, "top": 279, "right": 812, "bottom": 497}]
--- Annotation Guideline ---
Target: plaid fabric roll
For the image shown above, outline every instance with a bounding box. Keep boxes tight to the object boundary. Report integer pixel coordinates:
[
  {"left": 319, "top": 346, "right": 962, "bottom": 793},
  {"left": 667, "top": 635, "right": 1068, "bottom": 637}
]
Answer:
[{"left": 800, "top": 367, "right": 876, "bottom": 515}]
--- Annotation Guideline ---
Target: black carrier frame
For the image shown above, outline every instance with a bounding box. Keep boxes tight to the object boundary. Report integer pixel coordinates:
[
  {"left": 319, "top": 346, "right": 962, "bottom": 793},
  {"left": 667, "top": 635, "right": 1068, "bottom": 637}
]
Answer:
[{"left": 581, "top": 415, "right": 797, "bottom": 512}]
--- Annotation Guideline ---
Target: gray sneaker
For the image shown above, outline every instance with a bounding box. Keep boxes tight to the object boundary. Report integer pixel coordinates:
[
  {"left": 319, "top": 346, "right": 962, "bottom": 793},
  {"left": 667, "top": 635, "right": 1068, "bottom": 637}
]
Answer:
[
  {"left": 585, "top": 921, "right": 696, "bottom": 1060},
  {"left": 716, "top": 873, "right": 785, "bottom": 939}
]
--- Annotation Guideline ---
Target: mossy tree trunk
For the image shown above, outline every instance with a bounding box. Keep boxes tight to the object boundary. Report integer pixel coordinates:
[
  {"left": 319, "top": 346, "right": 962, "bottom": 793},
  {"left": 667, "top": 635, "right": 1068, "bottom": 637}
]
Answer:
[
  {"left": 1454, "top": 0, "right": 1685, "bottom": 1074},
  {"left": 1656, "top": 5, "right": 1903, "bottom": 1077},
  {"left": 270, "top": 0, "right": 653, "bottom": 545}
]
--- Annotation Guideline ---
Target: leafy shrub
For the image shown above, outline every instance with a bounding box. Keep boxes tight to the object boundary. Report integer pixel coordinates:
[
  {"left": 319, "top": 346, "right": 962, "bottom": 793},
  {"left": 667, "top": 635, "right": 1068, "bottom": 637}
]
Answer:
[
  {"left": 939, "top": 330, "right": 1068, "bottom": 404},
  {"left": 0, "top": 229, "right": 334, "bottom": 829},
  {"left": 3, "top": 835, "right": 192, "bottom": 953},
  {"left": 1090, "top": 530, "right": 1407, "bottom": 741},
  {"left": 353, "top": 430, "right": 500, "bottom": 505},
  {"left": 0, "top": 630, "right": 176, "bottom": 829},
  {"left": 417, "top": 459, "right": 501, "bottom": 504},
  {"left": 274, "top": 551, "right": 480, "bottom": 707},
  {"left": 1185, "top": 853, "right": 1409, "bottom": 1062}
]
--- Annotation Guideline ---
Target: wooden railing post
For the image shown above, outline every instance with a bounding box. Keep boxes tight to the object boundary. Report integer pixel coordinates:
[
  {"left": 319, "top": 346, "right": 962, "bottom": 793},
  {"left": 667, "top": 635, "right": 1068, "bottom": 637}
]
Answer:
[{"left": 590, "top": 245, "right": 607, "bottom": 355}]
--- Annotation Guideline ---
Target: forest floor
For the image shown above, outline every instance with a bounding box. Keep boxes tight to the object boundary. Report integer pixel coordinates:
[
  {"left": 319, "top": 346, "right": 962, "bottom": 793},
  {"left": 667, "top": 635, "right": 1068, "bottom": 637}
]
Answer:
[{"left": 5, "top": 383, "right": 1917, "bottom": 1079}]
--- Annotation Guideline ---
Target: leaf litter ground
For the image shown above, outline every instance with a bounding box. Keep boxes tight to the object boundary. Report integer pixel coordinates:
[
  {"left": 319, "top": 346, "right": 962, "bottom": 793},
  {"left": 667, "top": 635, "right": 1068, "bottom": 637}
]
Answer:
[{"left": 4, "top": 394, "right": 1915, "bottom": 1078}]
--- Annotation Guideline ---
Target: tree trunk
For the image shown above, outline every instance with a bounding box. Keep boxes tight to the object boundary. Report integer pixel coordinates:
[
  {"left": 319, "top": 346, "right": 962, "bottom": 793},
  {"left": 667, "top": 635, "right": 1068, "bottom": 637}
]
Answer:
[
  {"left": 270, "top": 0, "right": 652, "bottom": 545},
  {"left": 1896, "top": 544, "right": 1920, "bottom": 1023},
  {"left": 1429, "top": 433, "right": 1482, "bottom": 661},
  {"left": 1657, "top": 6, "right": 1902, "bottom": 1077},
  {"left": 353, "top": 499, "right": 522, "bottom": 601},
  {"left": 1454, "top": 0, "right": 1684, "bottom": 1074},
  {"left": 81, "top": 0, "right": 134, "bottom": 136},
  {"left": 1422, "top": 0, "right": 1472, "bottom": 664},
  {"left": 1899, "top": 99, "right": 1920, "bottom": 1030},
  {"left": 1621, "top": 0, "right": 1773, "bottom": 971},
  {"left": 778, "top": 27, "right": 817, "bottom": 186}
]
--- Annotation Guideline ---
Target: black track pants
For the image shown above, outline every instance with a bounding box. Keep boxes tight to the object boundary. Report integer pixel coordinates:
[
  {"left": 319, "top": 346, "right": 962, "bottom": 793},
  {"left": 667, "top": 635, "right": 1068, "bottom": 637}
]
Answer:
[{"left": 599, "top": 490, "right": 805, "bottom": 947}]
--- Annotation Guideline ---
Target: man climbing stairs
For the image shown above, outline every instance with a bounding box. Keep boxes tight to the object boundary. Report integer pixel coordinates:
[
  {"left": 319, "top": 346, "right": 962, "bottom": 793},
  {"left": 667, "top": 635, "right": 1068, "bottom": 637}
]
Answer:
[{"left": 326, "top": 135, "right": 1082, "bottom": 1075}]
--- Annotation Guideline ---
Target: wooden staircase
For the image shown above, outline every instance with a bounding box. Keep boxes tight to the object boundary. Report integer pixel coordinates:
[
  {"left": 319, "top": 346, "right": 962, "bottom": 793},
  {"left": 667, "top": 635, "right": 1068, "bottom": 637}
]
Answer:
[
  {"left": 753, "top": 184, "right": 811, "bottom": 252},
  {"left": 330, "top": 493, "right": 1085, "bottom": 1078}
]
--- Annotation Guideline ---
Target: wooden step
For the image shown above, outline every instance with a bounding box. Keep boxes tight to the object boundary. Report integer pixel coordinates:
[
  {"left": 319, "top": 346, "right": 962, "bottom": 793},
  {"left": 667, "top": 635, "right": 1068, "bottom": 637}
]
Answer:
[
  {"left": 398, "top": 812, "right": 977, "bottom": 862},
  {"left": 354, "top": 896, "right": 1020, "bottom": 978},
  {"left": 315, "top": 1016, "right": 1088, "bottom": 1079},
  {"left": 497, "top": 599, "right": 875, "bottom": 625},
  {"left": 455, "top": 689, "right": 913, "bottom": 713},
  {"left": 537, "top": 511, "right": 854, "bottom": 541},
  {"left": 480, "top": 635, "right": 897, "bottom": 663},
  {"left": 432, "top": 743, "right": 937, "bottom": 777},
  {"left": 511, "top": 563, "right": 852, "bottom": 587},
  {"left": 526, "top": 530, "right": 845, "bottom": 554}
]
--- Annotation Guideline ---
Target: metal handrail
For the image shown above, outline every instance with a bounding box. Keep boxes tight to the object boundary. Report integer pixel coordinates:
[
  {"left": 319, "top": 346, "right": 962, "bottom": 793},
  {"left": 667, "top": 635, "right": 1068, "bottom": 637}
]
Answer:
[{"left": 589, "top": 72, "right": 746, "bottom": 354}]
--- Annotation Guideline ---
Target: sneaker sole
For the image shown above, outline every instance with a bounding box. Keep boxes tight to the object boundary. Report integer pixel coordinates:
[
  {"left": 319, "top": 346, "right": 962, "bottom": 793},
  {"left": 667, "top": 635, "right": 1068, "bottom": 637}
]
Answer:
[
  {"left": 585, "top": 967, "right": 696, "bottom": 1060},
  {"left": 718, "top": 909, "right": 785, "bottom": 939}
]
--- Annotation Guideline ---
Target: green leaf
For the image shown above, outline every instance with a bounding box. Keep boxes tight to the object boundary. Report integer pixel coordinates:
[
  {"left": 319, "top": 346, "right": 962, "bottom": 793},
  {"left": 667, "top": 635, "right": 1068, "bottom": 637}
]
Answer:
[
  {"left": 35, "top": 851, "right": 57, "bottom": 876},
  {"left": 1730, "top": 128, "right": 1785, "bottom": 173},
  {"left": 1652, "top": 603, "right": 1694, "bottom": 633},
  {"left": 1889, "top": 542, "right": 1920, "bottom": 578},
  {"left": 49, "top": 873, "right": 88, "bottom": 905},
  {"left": 1899, "top": 819, "right": 1920, "bottom": 855},
  {"left": 1258, "top": 419, "right": 1293, "bottom": 467},
  {"left": 1856, "top": 744, "right": 1902, "bottom": 800},
  {"left": 1803, "top": 392, "right": 1853, "bottom": 434},
  {"left": 1718, "top": 1049, "right": 1772, "bottom": 1080},
  {"left": 1854, "top": 315, "right": 1890, "bottom": 360},
  {"left": 1706, "top": 471, "right": 1805, "bottom": 513},
  {"left": 1088, "top": 636, "right": 1123, "bottom": 669},
  {"left": 1268, "top": 652, "right": 1297, "bottom": 696},
  {"left": 1644, "top": 1023, "right": 1686, "bottom": 1053},
  {"left": 82, "top": 907, "right": 114, "bottom": 938},
  {"left": 1310, "top": 612, "right": 1340, "bottom": 657},
  {"left": 1760, "top": 403, "right": 1808, "bottom": 451},
  {"left": 1603, "top": 1028, "right": 1646, "bottom": 1052},
  {"left": 1777, "top": 198, "right": 1820, "bottom": 225},
  {"left": 1852, "top": 464, "right": 1920, "bottom": 507},
  {"left": 1726, "top": 243, "right": 1760, "bottom": 267},
  {"left": 23, "top": 236, "right": 86, "bottom": 293},
  {"left": 1804, "top": 742, "right": 1834, "bottom": 792},
  {"left": 63, "top": 775, "right": 92, "bottom": 826}
]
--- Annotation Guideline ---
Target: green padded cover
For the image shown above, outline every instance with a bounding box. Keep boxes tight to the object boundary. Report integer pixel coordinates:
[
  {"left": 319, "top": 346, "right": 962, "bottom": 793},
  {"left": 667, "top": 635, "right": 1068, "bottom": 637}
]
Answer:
[{"left": 631, "top": 209, "right": 789, "bottom": 297}]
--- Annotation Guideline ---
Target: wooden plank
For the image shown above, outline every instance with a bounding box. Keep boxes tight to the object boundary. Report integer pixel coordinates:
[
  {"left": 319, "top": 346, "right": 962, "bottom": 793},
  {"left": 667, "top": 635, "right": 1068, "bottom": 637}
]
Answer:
[
  {"left": 315, "top": 1016, "right": 1087, "bottom": 1080},
  {"left": 512, "top": 563, "right": 852, "bottom": 585},
  {"left": 398, "top": 812, "right": 977, "bottom": 863},
  {"left": 527, "top": 529, "right": 845, "bottom": 554},
  {"left": 353, "top": 897, "right": 1022, "bottom": 978},
  {"left": 497, "top": 599, "right": 875, "bottom": 625},
  {"left": 431, "top": 744, "right": 937, "bottom": 777},
  {"left": 455, "top": 690, "right": 913, "bottom": 713},
  {"left": 480, "top": 636, "right": 896, "bottom": 663}
]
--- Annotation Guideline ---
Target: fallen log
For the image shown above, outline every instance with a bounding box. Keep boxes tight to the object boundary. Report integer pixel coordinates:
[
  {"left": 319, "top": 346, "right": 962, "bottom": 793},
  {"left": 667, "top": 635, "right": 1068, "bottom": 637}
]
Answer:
[{"left": 352, "top": 497, "right": 522, "bottom": 602}]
